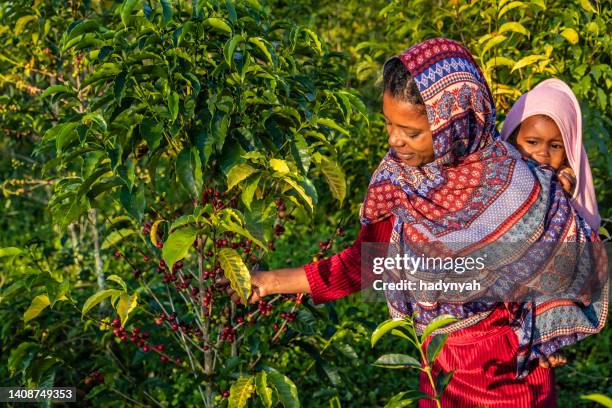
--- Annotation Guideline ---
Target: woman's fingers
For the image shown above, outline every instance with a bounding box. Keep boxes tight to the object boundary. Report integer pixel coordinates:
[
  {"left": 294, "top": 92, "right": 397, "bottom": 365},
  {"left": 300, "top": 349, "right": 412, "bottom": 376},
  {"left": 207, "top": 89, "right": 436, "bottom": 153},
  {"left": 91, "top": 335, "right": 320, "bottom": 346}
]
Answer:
[{"left": 539, "top": 353, "right": 567, "bottom": 368}]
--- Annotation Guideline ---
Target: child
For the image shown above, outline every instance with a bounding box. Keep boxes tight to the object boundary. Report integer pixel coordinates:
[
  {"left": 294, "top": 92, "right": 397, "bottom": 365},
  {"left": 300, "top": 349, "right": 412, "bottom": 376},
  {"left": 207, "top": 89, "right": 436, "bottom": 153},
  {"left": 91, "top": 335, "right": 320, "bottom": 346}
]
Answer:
[
  {"left": 501, "top": 78, "right": 601, "bottom": 232},
  {"left": 501, "top": 78, "right": 602, "bottom": 369}
]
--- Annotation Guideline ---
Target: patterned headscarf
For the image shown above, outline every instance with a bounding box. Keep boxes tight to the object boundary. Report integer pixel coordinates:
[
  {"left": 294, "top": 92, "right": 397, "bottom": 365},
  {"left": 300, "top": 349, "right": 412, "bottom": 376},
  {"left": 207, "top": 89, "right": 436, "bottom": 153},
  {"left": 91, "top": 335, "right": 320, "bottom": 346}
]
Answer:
[{"left": 360, "top": 38, "right": 608, "bottom": 378}]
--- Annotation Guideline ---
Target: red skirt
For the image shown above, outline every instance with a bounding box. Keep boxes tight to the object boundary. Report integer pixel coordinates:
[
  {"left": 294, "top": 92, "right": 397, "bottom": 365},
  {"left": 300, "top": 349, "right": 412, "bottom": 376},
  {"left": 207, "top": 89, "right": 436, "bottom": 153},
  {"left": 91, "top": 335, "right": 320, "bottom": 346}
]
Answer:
[{"left": 418, "top": 305, "right": 556, "bottom": 408}]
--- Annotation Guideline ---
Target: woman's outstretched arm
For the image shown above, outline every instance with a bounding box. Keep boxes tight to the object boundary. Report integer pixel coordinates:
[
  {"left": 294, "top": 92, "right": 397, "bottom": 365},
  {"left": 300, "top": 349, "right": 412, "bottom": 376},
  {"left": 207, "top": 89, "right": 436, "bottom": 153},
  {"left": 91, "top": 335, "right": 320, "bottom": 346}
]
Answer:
[{"left": 215, "top": 217, "right": 393, "bottom": 304}]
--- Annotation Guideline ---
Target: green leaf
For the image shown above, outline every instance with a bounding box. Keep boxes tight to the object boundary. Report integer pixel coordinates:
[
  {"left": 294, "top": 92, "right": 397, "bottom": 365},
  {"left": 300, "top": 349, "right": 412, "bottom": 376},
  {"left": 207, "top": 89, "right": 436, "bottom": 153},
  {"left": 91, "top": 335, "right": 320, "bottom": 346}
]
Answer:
[
  {"left": 120, "top": 185, "right": 145, "bottom": 223},
  {"left": 82, "top": 289, "right": 123, "bottom": 316},
  {"left": 372, "top": 353, "right": 421, "bottom": 369},
  {"left": 281, "top": 177, "right": 313, "bottom": 211},
  {"left": 580, "top": 394, "right": 612, "bottom": 407},
  {"left": 317, "top": 118, "right": 349, "bottom": 135},
  {"left": 577, "top": 0, "right": 597, "bottom": 13},
  {"left": 241, "top": 174, "right": 261, "bottom": 211},
  {"left": 41, "top": 85, "right": 72, "bottom": 99},
  {"left": 255, "top": 372, "right": 273, "bottom": 408},
  {"left": 560, "top": 28, "right": 579, "bottom": 45},
  {"left": 384, "top": 390, "right": 430, "bottom": 408},
  {"left": 205, "top": 17, "right": 232, "bottom": 35},
  {"left": 121, "top": 0, "right": 139, "bottom": 26},
  {"left": 116, "top": 293, "right": 138, "bottom": 327},
  {"left": 15, "top": 15, "right": 37, "bottom": 35},
  {"left": 318, "top": 156, "right": 346, "bottom": 203},
  {"left": 480, "top": 35, "right": 506, "bottom": 56},
  {"left": 8, "top": 342, "right": 37, "bottom": 375},
  {"left": 290, "top": 134, "right": 310, "bottom": 173},
  {"left": 511, "top": 55, "right": 545, "bottom": 72},
  {"left": 23, "top": 295, "right": 51, "bottom": 323},
  {"left": 248, "top": 37, "right": 273, "bottom": 65},
  {"left": 420, "top": 315, "right": 457, "bottom": 342},
  {"left": 162, "top": 226, "right": 198, "bottom": 268},
  {"left": 168, "top": 91, "right": 180, "bottom": 122},
  {"left": 426, "top": 334, "right": 448, "bottom": 364},
  {"left": 270, "top": 158, "right": 290, "bottom": 174},
  {"left": 498, "top": 1, "right": 527, "bottom": 18},
  {"left": 498, "top": 22, "right": 528, "bottom": 36},
  {"left": 141, "top": 119, "right": 164, "bottom": 151},
  {"left": 160, "top": 0, "right": 173, "bottom": 23},
  {"left": 107, "top": 275, "right": 128, "bottom": 292},
  {"left": 0, "top": 247, "right": 22, "bottom": 257},
  {"left": 485, "top": 56, "right": 515, "bottom": 70},
  {"left": 218, "top": 248, "right": 252, "bottom": 304},
  {"left": 303, "top": 28, "right": 322, "bottom": 55},
  {"left": 224, "top": 34, "right": 243, "bottom": 66},
  {"left": 267, "top": 371, "right": 299, "bottom": 408},
  {"left": 56, "top": 123, "right": 79, "bottom": 152},
  {"left": 371, "top": 318, "right": 411, "bottom": 347},
  {"left": 435, "top": 370, "right": 454, "bottom": 398},
  {"left": 227, "top": 163, "right": 258, "bottom": 191},
  {"left": 228, "top": 376, "right": 256, "bottom": 408},
  {"left": 101, "top": 228, "right": 136, "bottom": 250},
  {"left": 176, "top": 148, "right": 203, "bottom": 198}
]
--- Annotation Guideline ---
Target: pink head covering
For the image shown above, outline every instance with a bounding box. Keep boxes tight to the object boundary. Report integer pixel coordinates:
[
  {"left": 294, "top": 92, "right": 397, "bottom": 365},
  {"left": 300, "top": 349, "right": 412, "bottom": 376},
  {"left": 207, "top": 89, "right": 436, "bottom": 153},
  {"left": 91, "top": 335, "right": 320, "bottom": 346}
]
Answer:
[{"left": 500, "top": 78, "right": 601, "bottom": 231}]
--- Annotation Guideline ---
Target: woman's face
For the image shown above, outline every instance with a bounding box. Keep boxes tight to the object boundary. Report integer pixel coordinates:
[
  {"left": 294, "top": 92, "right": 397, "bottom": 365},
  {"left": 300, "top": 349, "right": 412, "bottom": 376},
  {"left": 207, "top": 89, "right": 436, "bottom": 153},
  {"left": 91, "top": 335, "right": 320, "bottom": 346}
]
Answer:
[
  {"left": 514, "top": 115, "right": 567, "bottom": 170},
  {"left": 383, "top": 92, "right": 434, "bottom": 166}
]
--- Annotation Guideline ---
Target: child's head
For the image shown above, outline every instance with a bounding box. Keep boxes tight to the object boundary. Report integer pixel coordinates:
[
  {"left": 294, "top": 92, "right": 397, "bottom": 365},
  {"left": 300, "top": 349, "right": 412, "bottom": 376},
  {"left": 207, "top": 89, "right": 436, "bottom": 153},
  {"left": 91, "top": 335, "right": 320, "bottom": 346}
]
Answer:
[{"left": 508, "top": 114, "right": 567, "bottom": 170}]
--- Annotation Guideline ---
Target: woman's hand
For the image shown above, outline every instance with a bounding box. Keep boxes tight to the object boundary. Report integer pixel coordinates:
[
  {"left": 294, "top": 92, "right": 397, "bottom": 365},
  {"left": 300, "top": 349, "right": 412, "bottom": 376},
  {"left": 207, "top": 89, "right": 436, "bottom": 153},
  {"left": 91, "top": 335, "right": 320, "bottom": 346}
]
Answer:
[
  {"left": 557, "top": 166, "right": 576, "bottom": 195},
  {"left": 214, "top": 266, "right": 310, "bottom": 304},
  {"left": 539, "top": 352, "right": 567, "bottom": 368},
  {"left": 215, "top": 271, "right": 269, "bottom": 304}
]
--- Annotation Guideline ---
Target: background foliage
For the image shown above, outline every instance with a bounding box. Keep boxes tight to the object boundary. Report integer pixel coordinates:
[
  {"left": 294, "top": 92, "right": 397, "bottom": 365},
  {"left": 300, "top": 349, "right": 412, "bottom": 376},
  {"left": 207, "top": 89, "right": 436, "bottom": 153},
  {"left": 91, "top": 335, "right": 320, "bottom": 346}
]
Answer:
[{"left": 1, "top": 0, "right": 610, "bottom": 407}]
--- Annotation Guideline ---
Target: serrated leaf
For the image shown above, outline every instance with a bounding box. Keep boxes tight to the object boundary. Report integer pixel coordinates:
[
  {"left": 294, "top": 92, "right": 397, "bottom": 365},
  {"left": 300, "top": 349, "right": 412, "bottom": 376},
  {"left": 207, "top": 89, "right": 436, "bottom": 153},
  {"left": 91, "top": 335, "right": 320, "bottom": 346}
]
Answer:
[
  {"left": 229, "top": 376, "right": 255, "bottom": 408},
  {"left": 218, "top": 248, "right": 251, "bottom": 304},
  {"left": 101, "top": 228, "right": 135, "bottom": 250},
  {"left": 420, "top": 315, "right": 457, "bottom": 342},
  {"left": 107, "top": 275, "right": 127, "bottom": 291},
  {"left": 227, "top": 163, "right": 258, "bottom": 191},
  {"left": 371, "top": 318, "right": 411, "bottom": 347},
  {"left": 372, "top": 353, "right": 421, "bottom": 369},
  {"left": 267, "top": 371, "right": 299, "bottom": 408},
  {"left": 162, "top": 226, "right": 198, "bottom": 268},
  {"left": 23, "top": 295, "right": 51, "bottom": 323},
  {"left": 82, "top": 289, "right": 123, "bottom": 316},
  {"left": 426, "top": 334, "right": 448, "bottom": 364},
  {"left": 318, "top": 157, "right": 346, "bottom": 203},
  {"left": 116, "top": 293, "right": 138, "bottom": 327},
  {"left": 255, "top": 372, "right": 273, "bottom": 408}
]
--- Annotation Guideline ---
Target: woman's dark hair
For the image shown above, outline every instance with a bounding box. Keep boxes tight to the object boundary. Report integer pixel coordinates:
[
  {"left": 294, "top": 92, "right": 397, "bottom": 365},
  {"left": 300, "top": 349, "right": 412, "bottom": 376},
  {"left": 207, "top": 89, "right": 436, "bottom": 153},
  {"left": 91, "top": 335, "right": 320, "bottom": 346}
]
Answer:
[{"left": 382, "top": 57, "right": 425, "bottom": 106}]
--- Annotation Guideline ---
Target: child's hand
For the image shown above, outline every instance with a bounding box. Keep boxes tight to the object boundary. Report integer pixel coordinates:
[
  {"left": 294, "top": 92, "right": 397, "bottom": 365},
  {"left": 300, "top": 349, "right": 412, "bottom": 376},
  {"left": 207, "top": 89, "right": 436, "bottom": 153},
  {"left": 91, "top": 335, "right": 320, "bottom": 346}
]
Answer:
[
  {"left": 557, "top": 166, "right": 576, "bottom": 195},
  {"left": 539, "top": 352, "right": 567, "bottom": 368}
]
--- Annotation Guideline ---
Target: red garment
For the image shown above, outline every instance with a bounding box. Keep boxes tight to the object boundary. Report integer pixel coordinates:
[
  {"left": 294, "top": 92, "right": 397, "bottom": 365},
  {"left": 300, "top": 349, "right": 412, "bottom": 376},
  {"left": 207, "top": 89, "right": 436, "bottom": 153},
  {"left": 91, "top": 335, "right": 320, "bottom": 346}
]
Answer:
[{"left": 303, "top": 217, "right": 557, "bottom": 407}]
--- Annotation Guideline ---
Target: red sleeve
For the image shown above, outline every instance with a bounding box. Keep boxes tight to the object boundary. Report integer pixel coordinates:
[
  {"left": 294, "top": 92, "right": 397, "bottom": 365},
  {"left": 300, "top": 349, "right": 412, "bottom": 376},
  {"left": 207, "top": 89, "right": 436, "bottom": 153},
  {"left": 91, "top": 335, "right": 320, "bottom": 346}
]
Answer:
[{"left": 303, "top": 216, "right": 393, "bottom": 304}]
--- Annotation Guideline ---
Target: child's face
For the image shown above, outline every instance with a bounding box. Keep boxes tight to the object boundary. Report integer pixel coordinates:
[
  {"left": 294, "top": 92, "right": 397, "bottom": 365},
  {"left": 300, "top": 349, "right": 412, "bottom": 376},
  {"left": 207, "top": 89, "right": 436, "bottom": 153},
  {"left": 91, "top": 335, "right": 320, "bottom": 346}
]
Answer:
[{"left": 514, "top": 115, "right": 567, "bottom": 170}]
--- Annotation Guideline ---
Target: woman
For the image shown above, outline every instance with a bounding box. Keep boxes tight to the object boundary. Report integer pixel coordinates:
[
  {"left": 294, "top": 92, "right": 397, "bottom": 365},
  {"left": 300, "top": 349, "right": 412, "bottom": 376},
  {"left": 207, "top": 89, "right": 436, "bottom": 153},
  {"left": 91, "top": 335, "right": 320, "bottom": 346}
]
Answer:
[{"left": 217, "top": 38, "right": 607, "bottom": 407}]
